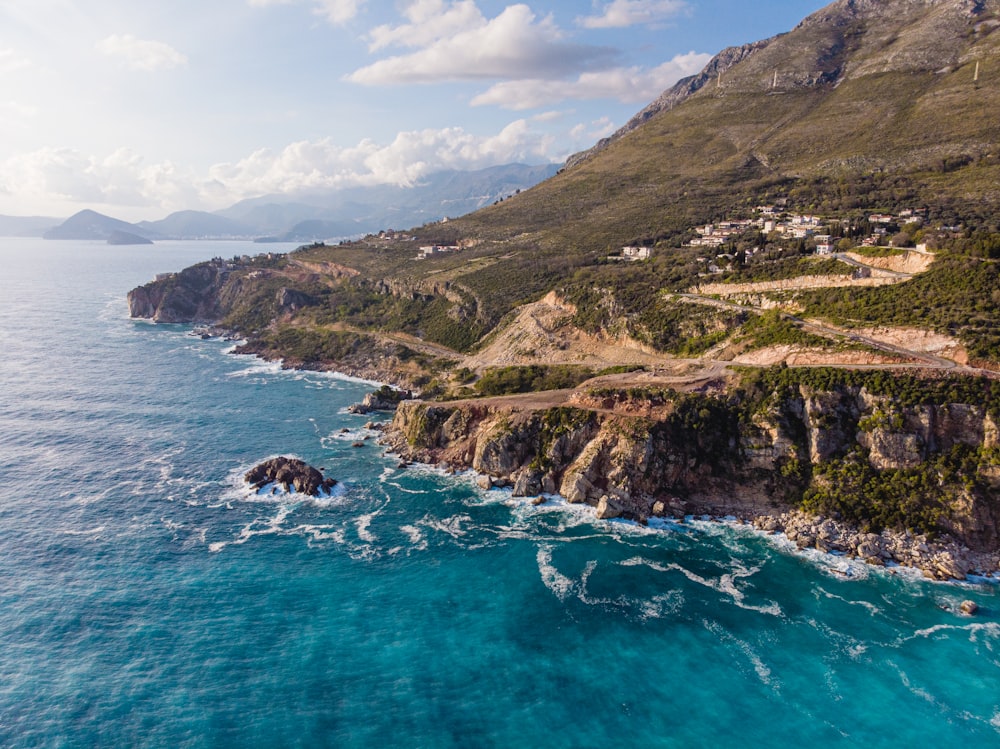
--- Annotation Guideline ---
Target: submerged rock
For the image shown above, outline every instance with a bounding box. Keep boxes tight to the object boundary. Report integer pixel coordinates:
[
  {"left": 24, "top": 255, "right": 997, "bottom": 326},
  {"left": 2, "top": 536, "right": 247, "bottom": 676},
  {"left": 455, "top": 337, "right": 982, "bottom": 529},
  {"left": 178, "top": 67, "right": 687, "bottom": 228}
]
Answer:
[{"left": 245, "top": 456, "right": 336, "bottom": 497}]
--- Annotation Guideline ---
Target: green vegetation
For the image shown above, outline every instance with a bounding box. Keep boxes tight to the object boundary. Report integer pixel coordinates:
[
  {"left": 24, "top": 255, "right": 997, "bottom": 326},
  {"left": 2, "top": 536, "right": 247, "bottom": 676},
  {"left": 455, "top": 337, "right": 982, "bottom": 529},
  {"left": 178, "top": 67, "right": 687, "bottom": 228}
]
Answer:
[
  {"left": 736, "top": 366, "right": 1000, "bottom": 417},
  {"left": 735, "top": 309, "right": 839, "bottom": 351},
  {"left": 474, "top": 365, "right": 596, "bottom": 396},
  {"left": 802, "top": 447, "right": 981, "bottom": 537},
  {"left": 530, "top": 407, "right": 599, "bottom": 472},
  {"left": 848, "top": 246, "right": 907, "bottom": 258},
  {"left": 799, "top": 254, "right": 1000, "bottom": 361}
]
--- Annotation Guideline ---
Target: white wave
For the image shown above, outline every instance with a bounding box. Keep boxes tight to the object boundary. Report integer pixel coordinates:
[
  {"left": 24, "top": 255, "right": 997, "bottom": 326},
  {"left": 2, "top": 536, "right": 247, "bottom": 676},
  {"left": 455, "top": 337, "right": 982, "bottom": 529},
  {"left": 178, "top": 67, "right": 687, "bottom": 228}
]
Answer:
[
  {"left": 704, "top": 619, "right": 779, "bottom": 690},
  {"left": 815, "top": 587, "right": 882, "bottom": 617},
  {"left": 399, "top": 524, "right": 428, "bottom": 551},
  {"left": 418, "top": 513, "right": 472, "bottom": 539},
  {"left": 905, "top": 621, "right": 1000, "bottom": 643},
  {"left": 323, "top": 427, "right": 380, "bottom": 445},
  {"left": 58, "top": 525, "right": 106, "bottom": 537},
  {"left": 211, "top": 504, "right": 295, "bottom": 553},
  {"left": 638, "top": 591, "right": 685, "bottom": 621},
  {"left": 380, "top": 481, "right": 431, "bottom": 495},
  {"left": 224, "top": 359, "right": 285, "bottom": 379},
  {"left": 620, "top": 555, "right": 783, "bottom": 617},
  {"left": 356, "top": 512, "right": 377, "bottom": 543},
  {"left": 536, "top": 545, "right": 578, "bottom": 602}
]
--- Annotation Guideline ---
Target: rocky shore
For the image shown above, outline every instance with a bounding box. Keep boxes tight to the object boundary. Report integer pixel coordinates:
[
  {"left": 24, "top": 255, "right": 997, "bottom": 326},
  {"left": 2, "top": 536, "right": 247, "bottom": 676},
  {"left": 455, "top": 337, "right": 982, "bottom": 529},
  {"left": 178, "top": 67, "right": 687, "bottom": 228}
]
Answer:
[
  {"left": 381, "top": 380, "right": 1000, "bottom": 582},
  {"left": 750, "top": 511, "right": 999, "bottom": 581}
]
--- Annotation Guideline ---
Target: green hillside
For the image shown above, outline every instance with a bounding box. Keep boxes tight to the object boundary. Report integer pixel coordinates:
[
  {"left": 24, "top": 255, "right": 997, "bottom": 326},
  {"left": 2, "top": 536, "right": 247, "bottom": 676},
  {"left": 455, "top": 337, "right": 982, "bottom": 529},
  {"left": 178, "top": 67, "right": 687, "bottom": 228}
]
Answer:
[{"left": 137, "top": 0, "right": 1000, "bottom": 365}]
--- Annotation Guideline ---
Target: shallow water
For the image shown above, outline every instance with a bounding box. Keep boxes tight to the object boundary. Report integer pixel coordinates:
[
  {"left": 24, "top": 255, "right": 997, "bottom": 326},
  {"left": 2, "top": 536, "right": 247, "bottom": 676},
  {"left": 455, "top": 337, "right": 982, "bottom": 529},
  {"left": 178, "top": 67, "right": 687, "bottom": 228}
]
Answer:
[{"left": 0, "top": 238, "right": 997, "bottom": 747}]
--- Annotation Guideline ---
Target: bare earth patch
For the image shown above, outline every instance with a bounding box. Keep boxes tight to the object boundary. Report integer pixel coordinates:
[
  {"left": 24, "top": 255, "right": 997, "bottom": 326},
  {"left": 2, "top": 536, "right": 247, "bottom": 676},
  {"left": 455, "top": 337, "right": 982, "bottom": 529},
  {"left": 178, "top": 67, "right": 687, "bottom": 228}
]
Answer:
[
  {"left": 852, "top": 326, "right": 969, "bottom": 365},
  {"left": 844, "top": 249, "right": 935, "bottom": 274},
  {"left": 693, "top": 274, "right": 901, "bottom": 296},
  {"left": 465, "top": 291, "right": 664, "bottom": 371}
]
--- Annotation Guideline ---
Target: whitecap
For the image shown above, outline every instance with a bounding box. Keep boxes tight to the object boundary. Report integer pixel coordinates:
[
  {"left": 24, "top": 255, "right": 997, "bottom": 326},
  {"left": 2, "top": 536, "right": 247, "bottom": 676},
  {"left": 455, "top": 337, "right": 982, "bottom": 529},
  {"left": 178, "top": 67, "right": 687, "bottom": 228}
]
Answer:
[
  {"left": 536, "top": 545, "right": 578, "bottom": 602},
  {"left": 356, "top": 512, "right": 378, "bottom": 543},
  {"left": 704, "top": 619, "right": 779, "bottom": 690},
  {"left": 59, "top": 525, "right": 106, "bottom": 537},
  {"left": 399, "top": 524, "right": 429, "bottom": 551},
  {"left": 621, "top": 555, "right": 783, "bottom": 617}
]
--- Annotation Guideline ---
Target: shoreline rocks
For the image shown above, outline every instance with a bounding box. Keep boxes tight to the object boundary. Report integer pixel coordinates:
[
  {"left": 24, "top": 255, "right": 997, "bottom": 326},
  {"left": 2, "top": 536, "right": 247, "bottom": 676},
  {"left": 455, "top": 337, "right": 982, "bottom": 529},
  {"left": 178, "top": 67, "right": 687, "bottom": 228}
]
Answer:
[{"left": 750, "top": 510, "right": 1000, "bottom": 581}]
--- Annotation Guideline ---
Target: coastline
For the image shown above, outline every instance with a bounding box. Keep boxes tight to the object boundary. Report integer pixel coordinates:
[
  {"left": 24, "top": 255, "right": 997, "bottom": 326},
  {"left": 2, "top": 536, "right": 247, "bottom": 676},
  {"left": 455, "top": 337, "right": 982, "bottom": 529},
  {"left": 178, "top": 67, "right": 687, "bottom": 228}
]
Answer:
[
  {"left": 195, "top": 327, "right": 1000, "bottom": 584},
  {"left": 381, "top": 439, "right": 1000, "bottom": 585}
]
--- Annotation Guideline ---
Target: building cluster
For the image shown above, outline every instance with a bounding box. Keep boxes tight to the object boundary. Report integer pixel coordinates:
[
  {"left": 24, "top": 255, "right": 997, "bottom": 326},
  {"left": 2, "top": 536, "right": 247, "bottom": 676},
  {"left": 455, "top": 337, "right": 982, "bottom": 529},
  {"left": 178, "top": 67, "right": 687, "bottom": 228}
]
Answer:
[
  {"left": 416, "top": 243, "right": 461, "bottom": 260},
  {"left": 685, "top": 205, "right": 929, "bottom": 255}
]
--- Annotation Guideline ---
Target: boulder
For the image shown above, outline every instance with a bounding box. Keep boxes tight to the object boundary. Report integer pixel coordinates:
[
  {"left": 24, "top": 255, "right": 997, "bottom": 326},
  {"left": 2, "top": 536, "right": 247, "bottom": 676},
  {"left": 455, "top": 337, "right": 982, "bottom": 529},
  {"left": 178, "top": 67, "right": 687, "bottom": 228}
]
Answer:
[
  {"left": 960, "top": 600, "right": 979, "bottom": 616},
  {"left": 596, "top": 495, "right": 624, "bottom": 520},
  {"left": 512, "top": 469, "right": 543, "bottom": 498},
  {"left": 245, "top": 456, "right": 336, "bottom": 497}
]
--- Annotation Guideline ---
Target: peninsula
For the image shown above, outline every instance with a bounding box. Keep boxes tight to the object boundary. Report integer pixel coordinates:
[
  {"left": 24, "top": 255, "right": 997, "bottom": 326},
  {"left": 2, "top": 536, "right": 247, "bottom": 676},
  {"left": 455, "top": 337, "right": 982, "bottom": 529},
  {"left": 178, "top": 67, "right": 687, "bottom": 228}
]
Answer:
[{"left": 129, "top": 0, "right": 1000, "bottom": 579}]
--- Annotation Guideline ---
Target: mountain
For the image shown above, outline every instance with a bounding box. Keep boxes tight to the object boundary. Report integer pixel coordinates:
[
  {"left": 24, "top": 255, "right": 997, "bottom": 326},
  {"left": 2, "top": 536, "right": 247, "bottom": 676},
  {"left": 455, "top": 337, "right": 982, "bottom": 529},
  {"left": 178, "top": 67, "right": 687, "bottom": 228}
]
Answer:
[
  {"left": 136, "top": 210, "right": 256, "bottom": 240},
  {"left": 216, "top": 163, "right": 561, "bottom": 238},
  {"left": 0, "top": 215, "right": 60, "bottom": 237},
  {"left": 43, "top": 210, "right": 161, "bottom": 241},
  {"left": 455, "top": 0, "right": 1000, "bottom": 249}
]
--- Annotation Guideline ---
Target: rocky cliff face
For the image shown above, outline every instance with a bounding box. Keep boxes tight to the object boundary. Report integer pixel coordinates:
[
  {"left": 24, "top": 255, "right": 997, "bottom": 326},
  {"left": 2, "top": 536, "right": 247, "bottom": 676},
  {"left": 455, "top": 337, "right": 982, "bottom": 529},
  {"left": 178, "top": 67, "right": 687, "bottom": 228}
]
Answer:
[
  {"left": 128, "top": 261, "right": 233, "bottom": 323},
  {"left": 384, "top": 382, "right": 1000, "bottom": 562}
]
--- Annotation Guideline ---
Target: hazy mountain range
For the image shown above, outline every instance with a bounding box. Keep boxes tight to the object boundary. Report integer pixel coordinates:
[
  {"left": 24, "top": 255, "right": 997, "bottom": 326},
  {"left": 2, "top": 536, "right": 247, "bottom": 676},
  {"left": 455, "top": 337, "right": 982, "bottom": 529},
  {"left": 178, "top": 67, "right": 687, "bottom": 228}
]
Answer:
[{"left": 0, "top": 163, "right": 559, "bottom": 241}]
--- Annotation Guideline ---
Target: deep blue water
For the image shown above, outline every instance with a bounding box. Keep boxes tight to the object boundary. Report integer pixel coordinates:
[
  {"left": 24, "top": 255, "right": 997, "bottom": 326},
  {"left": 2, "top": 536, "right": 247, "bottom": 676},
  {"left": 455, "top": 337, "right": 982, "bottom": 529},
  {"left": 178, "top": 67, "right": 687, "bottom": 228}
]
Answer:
[{"left": 0, "top": 237, "right": 998, "bottom": 748}]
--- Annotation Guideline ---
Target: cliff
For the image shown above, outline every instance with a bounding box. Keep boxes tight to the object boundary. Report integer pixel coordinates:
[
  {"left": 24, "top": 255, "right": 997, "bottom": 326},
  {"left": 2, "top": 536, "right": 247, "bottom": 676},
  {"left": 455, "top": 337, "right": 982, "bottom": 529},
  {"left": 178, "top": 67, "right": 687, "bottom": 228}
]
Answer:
[{"left": 383, "top": 370, "right": 1000, "bottom": 578}]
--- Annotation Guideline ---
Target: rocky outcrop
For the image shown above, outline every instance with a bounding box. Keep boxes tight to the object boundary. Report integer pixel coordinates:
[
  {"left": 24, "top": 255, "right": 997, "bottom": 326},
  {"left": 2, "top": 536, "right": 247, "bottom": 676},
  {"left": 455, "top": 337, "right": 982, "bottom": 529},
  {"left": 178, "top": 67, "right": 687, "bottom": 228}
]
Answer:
[
  {"left": 384, "top": 379, "right": 1000, "bottom": 578},
  {"left": 245, "top": 456, "right": 337, "bottom": 497},
  {"left": 347, "top": 386, "right": 413, "bottom": 415},
  {"left": 128, "top": 260, "right": 232, "bottom": 323},
  {"left": 565, "top": 39, "right": 774, "bottom": 168},
  {"left": 752, "top": 510, "right": 1000, "bottom": 581}
]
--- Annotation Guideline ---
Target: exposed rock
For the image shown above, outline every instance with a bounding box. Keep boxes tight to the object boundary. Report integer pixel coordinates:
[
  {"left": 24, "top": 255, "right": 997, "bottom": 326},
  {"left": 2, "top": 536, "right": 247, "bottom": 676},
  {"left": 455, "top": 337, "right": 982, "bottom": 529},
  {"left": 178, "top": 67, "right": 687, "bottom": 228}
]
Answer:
[
  {"left": 383, "top": 379, "right": 1000, "bottom": 578},
  {"left": 511, "top": 468, "right": 543, "bottom": 498},
  {"left": 348, "top": 385, "right": 413, "bottom": 414},
  {"left": 960, "top": 599, "right": 979, "bottom": 615},
  {"left": 244, "top": 456, "right": 336, "bottom": 497},
  {"left": 596, "top": 495, "right": 624, "bottom": 520}
]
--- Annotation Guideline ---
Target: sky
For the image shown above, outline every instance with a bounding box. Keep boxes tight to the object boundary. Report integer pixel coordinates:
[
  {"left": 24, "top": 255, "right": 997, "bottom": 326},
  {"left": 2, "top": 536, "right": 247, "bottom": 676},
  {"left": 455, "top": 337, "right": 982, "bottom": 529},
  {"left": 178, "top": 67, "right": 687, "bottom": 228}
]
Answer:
[{"left": 0, "top": 0, "right": 825, "bottom": 220}]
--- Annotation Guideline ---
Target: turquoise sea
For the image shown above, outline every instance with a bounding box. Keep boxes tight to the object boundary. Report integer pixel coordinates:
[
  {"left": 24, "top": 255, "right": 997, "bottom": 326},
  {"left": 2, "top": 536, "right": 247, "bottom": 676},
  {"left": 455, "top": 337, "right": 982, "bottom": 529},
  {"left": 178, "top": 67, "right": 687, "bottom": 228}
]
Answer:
[{"left": 0, "top": 237, "right": 998, "bottom": 747}]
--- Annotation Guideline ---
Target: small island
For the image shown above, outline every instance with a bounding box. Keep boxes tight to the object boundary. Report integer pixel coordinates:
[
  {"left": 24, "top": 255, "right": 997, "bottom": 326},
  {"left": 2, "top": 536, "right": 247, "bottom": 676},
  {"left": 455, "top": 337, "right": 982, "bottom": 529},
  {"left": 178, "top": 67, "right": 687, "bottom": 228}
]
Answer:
[
  {"left": 107, "top": 230, "right": 153, "bottom": 246},
  {"left": 245, "top": 456, "right": 337, "bottom": 497}
]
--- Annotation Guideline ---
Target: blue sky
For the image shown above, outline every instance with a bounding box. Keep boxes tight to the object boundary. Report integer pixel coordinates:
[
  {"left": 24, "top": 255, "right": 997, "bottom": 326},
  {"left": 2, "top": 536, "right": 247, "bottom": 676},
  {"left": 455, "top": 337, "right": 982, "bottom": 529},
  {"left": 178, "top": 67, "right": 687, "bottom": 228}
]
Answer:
[{"left": 0, "top": 0, "right": 824, "bottom": 219}]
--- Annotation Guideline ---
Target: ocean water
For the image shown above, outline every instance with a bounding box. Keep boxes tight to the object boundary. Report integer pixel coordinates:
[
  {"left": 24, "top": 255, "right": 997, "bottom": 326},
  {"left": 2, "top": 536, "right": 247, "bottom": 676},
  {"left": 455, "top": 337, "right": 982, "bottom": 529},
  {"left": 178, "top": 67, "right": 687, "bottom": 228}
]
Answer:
[{"left": 0, "top": 237, "right": 997, "bottom": 748}]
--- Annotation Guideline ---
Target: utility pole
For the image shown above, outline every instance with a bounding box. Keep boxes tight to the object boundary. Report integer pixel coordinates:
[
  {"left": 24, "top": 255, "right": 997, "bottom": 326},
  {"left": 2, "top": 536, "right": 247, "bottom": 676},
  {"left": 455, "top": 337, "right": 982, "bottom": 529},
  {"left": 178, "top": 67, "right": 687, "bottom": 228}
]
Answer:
[{"left": 974, "top": 60, "right": 980, "bottom": 83}]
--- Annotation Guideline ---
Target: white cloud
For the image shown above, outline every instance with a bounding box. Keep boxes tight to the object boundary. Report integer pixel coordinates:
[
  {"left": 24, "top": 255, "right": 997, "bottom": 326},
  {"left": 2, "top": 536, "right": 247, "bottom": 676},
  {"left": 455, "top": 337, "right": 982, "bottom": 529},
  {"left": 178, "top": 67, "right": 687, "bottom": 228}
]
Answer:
[
  {"left": 0, "top": 121, "right": 565, "bottom": 215},
  {"left": 366, "top": 0, "right": 484, "bottom": 52},
  {"left": 248, "top": 0, "right": 364, "bottom": 25},
  {"left": 0, "top": 147, "right": 200, "bottom": 210},
  {"left": 0, "top": 48, "right": 31, "bottom": 75},
  {"left": 471, "top": 51, "right": 710, "bottom": 109},
  {"left": 0, "top": 100, "right": 38, "bottom": 118},
  {"left": 314, "top": 0, "right": 365, "bottom": 24},
  {"left": 577, "top": 0, "right": 688, "bottom": 29},
  {"left": 570, "top": 116, "right": 615, "bottom": 142},
  {"left": 96, "top": 34, "right": 188, "bottom": 72},
  {"left": 348, "top": 2, "right": 616, "bottom": 85},
  {"left": 208, "top": 120, "right": 556, "bottom": 195}
]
